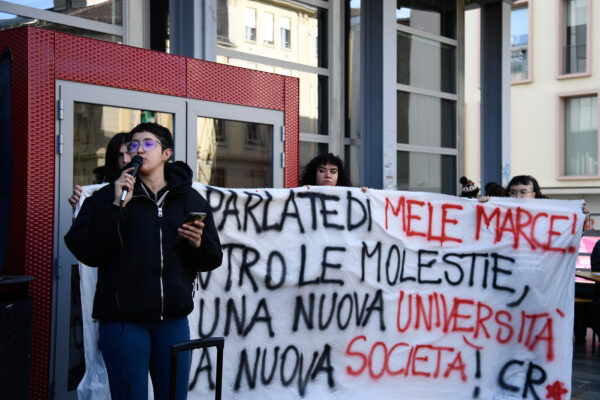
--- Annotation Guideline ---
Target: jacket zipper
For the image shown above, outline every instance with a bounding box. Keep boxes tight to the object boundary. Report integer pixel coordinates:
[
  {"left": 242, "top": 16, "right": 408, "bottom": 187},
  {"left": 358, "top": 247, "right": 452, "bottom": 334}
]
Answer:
[
  {"left": 156, "top": 192, "right": 168, "bottom": 320},
  {"left": 139, "top": 184, "right": 169, "bottom": 320},
  {"left": 159, "top": 227, "right": 164, "bottom": 320}
]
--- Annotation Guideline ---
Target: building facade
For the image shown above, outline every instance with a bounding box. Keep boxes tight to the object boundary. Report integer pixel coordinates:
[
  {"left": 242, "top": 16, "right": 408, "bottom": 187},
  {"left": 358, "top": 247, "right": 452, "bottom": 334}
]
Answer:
[{"left": 465, "top": 0, "right": 600, "bottom": 227}]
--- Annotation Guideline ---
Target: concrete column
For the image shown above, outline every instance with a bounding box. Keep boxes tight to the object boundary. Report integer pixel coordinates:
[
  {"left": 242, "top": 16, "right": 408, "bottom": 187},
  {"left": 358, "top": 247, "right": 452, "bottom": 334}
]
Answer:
[
  {"left": 480, "top": 0, "right": 512, "bottom": 187},
  {"left": 169, "top": 0, "right": 216, "bottom": 61},
  {"left": 359, "top": 0, "right": 396, "bottom": 189}
]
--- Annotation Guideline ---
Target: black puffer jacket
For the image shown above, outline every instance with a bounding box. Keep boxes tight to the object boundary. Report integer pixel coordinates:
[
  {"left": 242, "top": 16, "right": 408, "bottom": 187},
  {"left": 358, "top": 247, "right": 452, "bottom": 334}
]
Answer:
[{"left": 65, "top": 161, "right": 222, "bottom": 322}]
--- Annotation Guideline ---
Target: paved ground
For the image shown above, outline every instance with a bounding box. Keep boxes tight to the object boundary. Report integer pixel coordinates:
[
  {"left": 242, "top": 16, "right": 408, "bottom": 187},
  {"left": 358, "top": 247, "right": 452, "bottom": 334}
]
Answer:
[{"left": 572, "top": 329, "right": 600, "bottom": 400}]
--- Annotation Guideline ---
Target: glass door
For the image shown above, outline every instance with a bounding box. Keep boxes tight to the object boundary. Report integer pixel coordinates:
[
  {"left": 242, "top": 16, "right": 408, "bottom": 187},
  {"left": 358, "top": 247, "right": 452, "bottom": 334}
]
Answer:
[
  {"left": 53, "top": 81, "right": 186, "bottom": 399},
  {"left": 54, "top": 82, "right": 285, "bottom": 399}
]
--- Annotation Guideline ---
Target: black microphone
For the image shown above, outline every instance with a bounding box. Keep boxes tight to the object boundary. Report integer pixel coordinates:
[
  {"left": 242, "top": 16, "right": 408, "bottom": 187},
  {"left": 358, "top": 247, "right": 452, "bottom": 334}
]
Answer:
[{"left": 119, "top": 155, "right": 143, "bottom": 206}]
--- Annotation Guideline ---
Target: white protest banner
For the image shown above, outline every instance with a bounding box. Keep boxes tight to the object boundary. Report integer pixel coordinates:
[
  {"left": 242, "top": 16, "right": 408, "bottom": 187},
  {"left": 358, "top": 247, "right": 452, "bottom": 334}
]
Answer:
[{"left": 188, "top": 184, "right": 583, "bottom": 400}]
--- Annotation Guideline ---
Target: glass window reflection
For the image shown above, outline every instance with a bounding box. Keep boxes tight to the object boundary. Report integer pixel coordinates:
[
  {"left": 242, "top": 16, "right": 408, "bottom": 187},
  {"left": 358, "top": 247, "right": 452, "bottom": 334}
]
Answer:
[
  {"left": 397, "top": 31, "right": 456, "bottom": 94},
  {"left": 397, "top": 151, "right": 456, "bottom": 195},
  {"left": 218, "top": 57, "right": 326, "bottom": 135},
  {"left": 300, "top": 141, "right": 328, "bottom": 174},
  {"left": 2, "top": 0, "right": 122, "bottom": 25},
  {"left": 397, "top": 91, "right": 456, "bottom": 148},
  {"left": 511, "top": 6, "right": 529, "bottom": 81},
  {"left": 197, "top": 117, "right": 273, "bottom": 188},
  {"left": 396, "top": 0, "right": 456, "bottom": 39},
  {"left": 217, "top": 0, "right": 325, "bottom": 68},
  {"left": 73, "top": 103, "right": 173, "bottom": 186},
  {"left": 565, "top": 95, "right": 598, "bottom": 176},
  {"left": 564, "top": 0, "right": 587, "bottom": 74},
  {"left": 0, "top": 13, "right": 121, "bottom": 42}
]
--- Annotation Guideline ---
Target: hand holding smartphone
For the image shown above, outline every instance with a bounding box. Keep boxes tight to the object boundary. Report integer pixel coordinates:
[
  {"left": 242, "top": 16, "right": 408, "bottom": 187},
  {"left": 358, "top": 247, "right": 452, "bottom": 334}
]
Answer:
[
  {"left": 183, "top": 211, "right": 207, "bottom": 225},
  {"left": 177, "top": 212, "right": 207, "bottom": 240}
]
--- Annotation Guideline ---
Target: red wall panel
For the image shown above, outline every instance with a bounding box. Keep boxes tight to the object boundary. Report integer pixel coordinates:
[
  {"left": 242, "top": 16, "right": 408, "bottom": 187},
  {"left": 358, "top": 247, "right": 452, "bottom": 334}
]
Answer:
[
  {"left": 186, "top": 58, "right": 286, "bottom": 111},
  {"left": 55, "top": 32, "right": 187, "bottom": 97},
  {"left": 0, "top": 27, "right": 55, "bottom": 400},
  {"left": 0, "top": 26, "right": 300, "bottom": 399}
]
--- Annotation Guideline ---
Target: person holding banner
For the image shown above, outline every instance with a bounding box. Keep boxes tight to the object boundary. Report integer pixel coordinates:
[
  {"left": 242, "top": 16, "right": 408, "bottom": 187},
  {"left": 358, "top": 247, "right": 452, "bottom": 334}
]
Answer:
[
  {"left": 505, "top": 175, "right": 594, "bottom": 347},
  {"left": 506, "top": 175, "right": 547, "bottom": 199},
  {"left": 65, "top": 123, "right": 223, "bottom": 400},
  {"left": 68, "top": 132, "right": 132, "bottom": 210},
  {"left": 299, "top": 153, "right": 352, "bottom": 187},
  {"left": 507, "top": 174, "right": 590, "bottom": 214}
]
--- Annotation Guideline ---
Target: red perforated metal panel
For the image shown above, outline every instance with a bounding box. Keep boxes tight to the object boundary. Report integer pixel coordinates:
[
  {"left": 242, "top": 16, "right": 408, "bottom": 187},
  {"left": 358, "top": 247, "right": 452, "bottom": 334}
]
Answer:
[
  {"left": 187, "top": 58, "right": 285, "bottom": 110},
  {"left": 284, "top": 77, "right": 300, "bottom": 187},
  {"left": 0, "top": 27, "right": 55, "bottom": 400},
  {"left": 0, "top": 26, "right": 300, "bottom": 398},
  {"left": 25, "top": 28, "right": 55, "bottom": 400},
  {"left": 55, "top": 32, "right": 187, "bottom": 97}
]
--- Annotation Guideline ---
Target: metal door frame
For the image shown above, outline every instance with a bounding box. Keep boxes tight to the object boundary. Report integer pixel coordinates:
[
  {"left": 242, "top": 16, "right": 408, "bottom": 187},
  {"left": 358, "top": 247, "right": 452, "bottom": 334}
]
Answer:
[{"left": 53, "top": 81, "right": 285, "bottom": 399}]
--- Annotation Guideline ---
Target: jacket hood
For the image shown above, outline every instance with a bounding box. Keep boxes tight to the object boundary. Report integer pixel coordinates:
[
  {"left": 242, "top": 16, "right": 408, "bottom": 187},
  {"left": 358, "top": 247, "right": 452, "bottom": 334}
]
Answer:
[{"left": 165, "top": 161, "right": 193, "bottom": 192}]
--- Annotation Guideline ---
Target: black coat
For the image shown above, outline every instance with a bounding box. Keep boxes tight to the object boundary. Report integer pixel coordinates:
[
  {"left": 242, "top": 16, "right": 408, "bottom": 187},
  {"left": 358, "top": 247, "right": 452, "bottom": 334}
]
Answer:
[{"left": 65, "top": 161, "right": 222, "bottom": 322}]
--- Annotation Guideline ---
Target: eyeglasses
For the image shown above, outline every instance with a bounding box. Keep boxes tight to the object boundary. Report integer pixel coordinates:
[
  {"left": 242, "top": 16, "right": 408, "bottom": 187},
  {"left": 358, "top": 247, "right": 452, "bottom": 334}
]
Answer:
[
  {"left": 126, "top": 139, "right": 164, "bottom": 153},
  {"left": 508, "top": 189, "right": 533, "bottom": 196}
]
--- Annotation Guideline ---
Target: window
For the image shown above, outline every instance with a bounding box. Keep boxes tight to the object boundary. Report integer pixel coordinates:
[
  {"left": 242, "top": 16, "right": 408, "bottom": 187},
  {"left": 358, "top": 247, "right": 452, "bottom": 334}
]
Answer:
[
  {"left": 215, "top": 0, "right": 330, "bottom": 165},
  {"left": 197, "top": 118, "right": 273, "bottom": 188},
  {"left": 245, "top": 123, "right": 263, "bottom": 147},
  {"left": 280, "top": 16, "right": 291, "bottom": 49},
  {"left": 397, "top": 151, "right": 456, "bottom": 194},
  {"left": 564, "top": 95, "right": 598, "bottom": 176},
  {"left": 0, "top": 2, "right": 123, "bottom": 43},
  {"left": 215, "top": 119, "right": 228, "bottom": 145},
  {"left": 562, "top": 0, "right": 588, "bottom": 75},
  {"left": 245, "top": 8, "right": 256, "bottom": 42},
  {"left": 1, "top": 0, "right": 123, "bottom": 25},
  {"left": 263, "top": 12, "right": 274, "bottom": 45},
  {"left": 510, "top": 4, "right": 529, "bottom": 82},
  {"left": 394, "top": 0, "right": 458, "bottom": 194}
]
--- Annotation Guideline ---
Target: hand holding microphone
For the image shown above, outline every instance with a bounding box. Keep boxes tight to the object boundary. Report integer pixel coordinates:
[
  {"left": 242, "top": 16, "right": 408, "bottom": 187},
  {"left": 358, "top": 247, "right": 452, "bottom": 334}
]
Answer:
[{"left": 114, "top": 155, "right": 143, "bottom": 207}]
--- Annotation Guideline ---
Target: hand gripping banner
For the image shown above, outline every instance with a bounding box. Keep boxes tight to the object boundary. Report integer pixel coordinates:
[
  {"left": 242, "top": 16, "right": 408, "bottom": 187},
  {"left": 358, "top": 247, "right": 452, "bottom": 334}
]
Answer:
[{"left": 187, "top": 184, "right": 583, "bottom": 400}]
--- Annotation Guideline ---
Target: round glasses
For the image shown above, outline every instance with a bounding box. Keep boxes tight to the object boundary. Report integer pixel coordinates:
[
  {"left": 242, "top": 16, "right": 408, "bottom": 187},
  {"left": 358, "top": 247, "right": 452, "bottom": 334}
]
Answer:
[{"left": 126, "top": 139, "right": 164, "bottom": 153}]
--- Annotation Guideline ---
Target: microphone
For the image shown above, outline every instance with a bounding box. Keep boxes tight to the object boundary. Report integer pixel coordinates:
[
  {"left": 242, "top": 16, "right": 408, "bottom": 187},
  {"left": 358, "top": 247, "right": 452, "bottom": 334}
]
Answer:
[{"left": 119, "top": 155, "right": 143, "bottom": 206}]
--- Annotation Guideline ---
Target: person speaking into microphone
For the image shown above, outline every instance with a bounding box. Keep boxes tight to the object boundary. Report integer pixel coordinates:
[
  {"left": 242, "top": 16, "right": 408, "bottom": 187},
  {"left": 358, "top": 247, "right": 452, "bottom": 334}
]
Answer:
[{"left": 65, "top": 122, "right": 222, "bottom": 400}]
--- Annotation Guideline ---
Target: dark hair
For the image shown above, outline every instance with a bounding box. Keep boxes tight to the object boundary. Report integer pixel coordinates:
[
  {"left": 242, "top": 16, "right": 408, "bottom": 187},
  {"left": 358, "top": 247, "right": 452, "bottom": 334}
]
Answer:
[
  {"left": 129, "top": 122, "right": 174, "bottom": 150},
  {"left": 299, "top": 153, "right": 352, "bottom": 186},
  {"left": 506, "top": 175, "right": 546, "bottom": 198},
  {"left": 484, "top": 182, "right": 506, "bottom": 197},
  {"left": 102, "top": 132, "right": 129, "bottom": 183}
]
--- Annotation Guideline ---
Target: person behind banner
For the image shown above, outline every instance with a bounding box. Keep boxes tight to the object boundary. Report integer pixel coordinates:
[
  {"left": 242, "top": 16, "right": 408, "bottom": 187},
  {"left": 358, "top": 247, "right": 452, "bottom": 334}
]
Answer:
[
  {"left": 68, "top": 132, "right": 132, "bottom": 210},
  {"left": 506, "top": 175, "right": 547, "bottom": 199},
  {"left": 507, "top": 174, "right": 590, "bottom": 214},
  {"left": 459, "top": 176, "right": 479, "bottom": 198},
  {"left": 65, "top": 123, "right": 223, "bottom": 400},
  {"left": 504, "top": 175, "right": 592, "bottom": 346},
  {"left": 299, "top": 153, "right": 352, "bottom": 187},
  {"left": 484, "top": 182, "right": 506, "bottom": 197}
]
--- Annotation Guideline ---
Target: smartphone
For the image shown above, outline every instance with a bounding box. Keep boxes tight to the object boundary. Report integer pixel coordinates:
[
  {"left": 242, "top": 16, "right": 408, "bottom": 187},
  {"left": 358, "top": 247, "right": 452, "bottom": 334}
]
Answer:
[
  {"left": 178, "top": 212, "right": 206, "bottom": 240},
  {"left": 183, "top": 211, "right": 207, "bottom": 225}
]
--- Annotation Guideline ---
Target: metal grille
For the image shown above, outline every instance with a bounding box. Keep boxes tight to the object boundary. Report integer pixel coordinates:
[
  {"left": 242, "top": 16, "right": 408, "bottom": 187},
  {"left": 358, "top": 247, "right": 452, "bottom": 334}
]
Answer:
[
  {"left": 187, "top": 58, "right": 286, "bottom": 110},
  {"left": 55, "top": 32, "right": 187, "bottom": 97}
]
